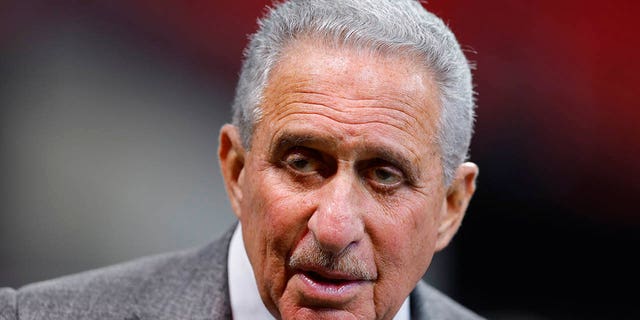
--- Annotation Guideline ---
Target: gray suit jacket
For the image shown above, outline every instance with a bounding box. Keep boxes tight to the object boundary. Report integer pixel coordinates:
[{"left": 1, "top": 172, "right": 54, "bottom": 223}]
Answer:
[{"left": 0, "top": 227, "right": 483, "bottom": 320}]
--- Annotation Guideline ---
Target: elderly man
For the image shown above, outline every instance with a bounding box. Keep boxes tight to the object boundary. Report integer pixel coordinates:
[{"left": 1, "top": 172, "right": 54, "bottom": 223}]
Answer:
[{"left": 0, "top": 0, "right": 481, "bottom": 319}]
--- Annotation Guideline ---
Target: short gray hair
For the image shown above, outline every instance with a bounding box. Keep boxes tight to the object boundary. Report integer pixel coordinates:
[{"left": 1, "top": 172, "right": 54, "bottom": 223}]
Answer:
[{"left": 231, "top": 0, "right": 475, "bottom": 185}]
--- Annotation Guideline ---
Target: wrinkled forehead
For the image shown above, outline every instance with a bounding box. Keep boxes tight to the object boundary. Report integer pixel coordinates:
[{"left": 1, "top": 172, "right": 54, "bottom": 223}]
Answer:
[{"left": 261, "top": 37, "right": 442, "bottom": 139}]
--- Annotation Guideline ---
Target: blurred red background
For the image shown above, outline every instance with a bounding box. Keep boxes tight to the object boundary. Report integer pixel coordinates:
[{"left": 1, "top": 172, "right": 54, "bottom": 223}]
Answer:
[{"left": 2, "top": 1, "right": 638, "bottom": 318}]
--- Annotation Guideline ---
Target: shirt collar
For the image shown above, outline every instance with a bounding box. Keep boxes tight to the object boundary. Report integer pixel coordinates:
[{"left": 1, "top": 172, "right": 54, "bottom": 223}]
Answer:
[{"left": 228, "top": 223, "right": 410, "bottom": 320}]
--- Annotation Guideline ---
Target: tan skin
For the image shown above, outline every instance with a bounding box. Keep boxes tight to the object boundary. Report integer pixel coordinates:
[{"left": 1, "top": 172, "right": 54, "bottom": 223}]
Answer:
[{"left": 219, "top": 39, "right": 478, "bottom": 320}]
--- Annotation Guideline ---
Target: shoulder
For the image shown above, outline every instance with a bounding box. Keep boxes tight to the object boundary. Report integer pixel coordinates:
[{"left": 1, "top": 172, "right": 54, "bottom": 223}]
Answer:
[
  {"left": 2, "top": 228, "right": 234, "bottom": 320},
  {"left": 410, "top": 281, "right": 484, "bottom": 320}
]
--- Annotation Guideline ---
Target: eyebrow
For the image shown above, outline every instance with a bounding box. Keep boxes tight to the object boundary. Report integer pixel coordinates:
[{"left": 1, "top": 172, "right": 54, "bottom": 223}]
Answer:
[
  {"left": 271, "top": 133, "right": 335, "bottom": 154},
  {"left": 270, "top": 132, "right": 422, "bottom": 183}
]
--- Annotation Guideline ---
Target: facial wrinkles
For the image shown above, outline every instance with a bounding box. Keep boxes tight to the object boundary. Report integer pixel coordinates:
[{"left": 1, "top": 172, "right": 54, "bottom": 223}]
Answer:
[
  {"left": 263, "top": 77, "right": 437, "bottom": 138},
  {"left": 268, "top": 124, "right": 429, "bottom": 194},
  {"left": 369, "top": 192, "right": 442, "bottom": 319},
  {"left": 273, "top": 99, "right": 416, "bottom": 139},
  {"left": 258, "top": 117, "right": 436, "bottom": 199},
  {"left": 257, "top": 97, "right": 443, "bottom": 243},
  {"left": 265, "top": 39, "right": 440, "bottom": 135},
  {"left": 265, "top": 96, "right": 432, "bottom": 160}
]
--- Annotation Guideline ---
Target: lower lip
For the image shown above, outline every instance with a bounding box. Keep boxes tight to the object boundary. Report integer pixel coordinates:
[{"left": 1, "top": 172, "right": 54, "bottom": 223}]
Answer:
[{"left": 294, "top": 272, "right": 368, "bottom": 304}]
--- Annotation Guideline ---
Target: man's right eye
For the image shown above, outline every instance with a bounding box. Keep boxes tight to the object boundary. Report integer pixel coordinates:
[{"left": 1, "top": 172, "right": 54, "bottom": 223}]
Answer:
[{"left": 282, "top": 149, "right": 323, "bottom": 175}]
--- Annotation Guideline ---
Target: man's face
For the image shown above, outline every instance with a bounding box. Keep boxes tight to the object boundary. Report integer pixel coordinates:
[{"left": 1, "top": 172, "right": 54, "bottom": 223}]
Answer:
[{"left": 220, "top": 39, "right": 475, "bottom": 320}]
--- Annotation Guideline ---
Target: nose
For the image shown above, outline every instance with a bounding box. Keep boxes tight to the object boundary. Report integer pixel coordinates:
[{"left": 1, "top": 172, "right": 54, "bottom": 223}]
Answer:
[{"left": 307, "top": 173, "right": 366, "bottom": 256}]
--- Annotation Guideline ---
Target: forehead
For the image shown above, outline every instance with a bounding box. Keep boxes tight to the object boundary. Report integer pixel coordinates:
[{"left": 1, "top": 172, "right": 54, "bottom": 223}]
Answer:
[
  {"left": 267, "top": 39, "right": 439, "bottom": 111},
  {"left": 264, "top": 39, "right": 440, "bottom": 128}
]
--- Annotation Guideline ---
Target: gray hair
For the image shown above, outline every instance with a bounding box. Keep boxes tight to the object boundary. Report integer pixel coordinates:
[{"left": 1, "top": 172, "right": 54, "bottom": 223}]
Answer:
[{"left": 231, "top": 0, "right": 475, "bottom": 185}]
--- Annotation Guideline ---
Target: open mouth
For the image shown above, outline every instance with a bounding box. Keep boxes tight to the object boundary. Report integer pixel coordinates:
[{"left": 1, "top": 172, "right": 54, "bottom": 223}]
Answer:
[
  {"left": 304, "top": 270, "right": 354, "bottom": 285},
  {"left": 296, "top": 270, "right": 363, "bottom": 301},
  {"left": 291, "top": 265, "right": 374, "bottom": 303}
]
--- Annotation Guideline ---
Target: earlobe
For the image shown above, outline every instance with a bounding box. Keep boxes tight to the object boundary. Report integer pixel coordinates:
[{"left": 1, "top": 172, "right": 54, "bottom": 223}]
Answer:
[
  {"left": 218, "top": 124, "right": 246, "bottom": 218},
  {"left": 435, "top": 162, "right": 479, "bottom": 251}
]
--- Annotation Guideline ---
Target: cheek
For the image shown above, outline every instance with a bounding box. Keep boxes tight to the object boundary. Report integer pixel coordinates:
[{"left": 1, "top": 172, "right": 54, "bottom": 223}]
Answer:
[
  {"left": 374, "top": 193, "right": 442, "bottom": 279},
  {"left": 240, "top": 164, "right": 318, "bottom": 306},
  {"left": 365, "top": 197, "right": 441, "bottom": 316},
  {"left": 242, "top": 165, "right": 315, "bottom": 255}
]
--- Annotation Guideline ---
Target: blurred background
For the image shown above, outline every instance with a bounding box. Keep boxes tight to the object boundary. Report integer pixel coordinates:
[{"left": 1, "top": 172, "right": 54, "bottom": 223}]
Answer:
[{"left": 1, "top": 1, "right": 638, "bottom": 319}]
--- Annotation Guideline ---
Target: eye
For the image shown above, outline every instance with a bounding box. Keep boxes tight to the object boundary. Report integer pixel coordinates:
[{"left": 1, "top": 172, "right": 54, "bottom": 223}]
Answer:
[
  {"left": 282, "top": 148, "right": 324, "bottom": 175},
  {"left": 287, "top": 155, "right": 315, "bottom": 173},
  {"left": 365, "top": 165, "right": 404, "bottom": 189}
]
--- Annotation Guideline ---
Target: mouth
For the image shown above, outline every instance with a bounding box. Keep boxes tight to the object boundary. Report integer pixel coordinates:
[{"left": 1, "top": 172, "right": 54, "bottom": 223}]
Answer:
[
  {"left": 303, "top": 270, "right": 360, "bottom": 287},
  {"left": 292, "top": 266, "right": 373, "bottom": 304}
]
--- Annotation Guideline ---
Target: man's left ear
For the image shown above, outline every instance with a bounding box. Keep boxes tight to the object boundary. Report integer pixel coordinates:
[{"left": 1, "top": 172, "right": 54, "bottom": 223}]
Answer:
[{"left": 435, "top": 162, "right": 479, "bottom": 251}]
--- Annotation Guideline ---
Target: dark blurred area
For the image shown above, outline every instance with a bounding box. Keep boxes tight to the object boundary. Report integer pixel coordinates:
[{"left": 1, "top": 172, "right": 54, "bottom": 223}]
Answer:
[{"left": 1, "top": 1, "right": 638, "bottom": 319}]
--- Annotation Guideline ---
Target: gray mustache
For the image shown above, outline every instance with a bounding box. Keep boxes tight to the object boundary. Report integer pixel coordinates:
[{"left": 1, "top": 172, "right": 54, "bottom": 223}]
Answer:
[{"left": 288, "top": 239, "right": 377, "bottom": 281}]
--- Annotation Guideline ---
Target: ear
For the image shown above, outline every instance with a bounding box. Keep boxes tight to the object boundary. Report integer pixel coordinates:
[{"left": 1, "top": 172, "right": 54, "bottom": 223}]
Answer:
[
  {"left": 218, "top": 124, "right": 246, "bottom": 219},
  {"left": 435, "top": 162, "right": 479, "bottom": 251}
]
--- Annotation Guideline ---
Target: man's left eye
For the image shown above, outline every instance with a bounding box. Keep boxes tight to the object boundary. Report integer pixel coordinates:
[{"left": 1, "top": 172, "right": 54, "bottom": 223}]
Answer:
[{"left": 367, "top": 166, "right": 404, "bottom": 187}]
